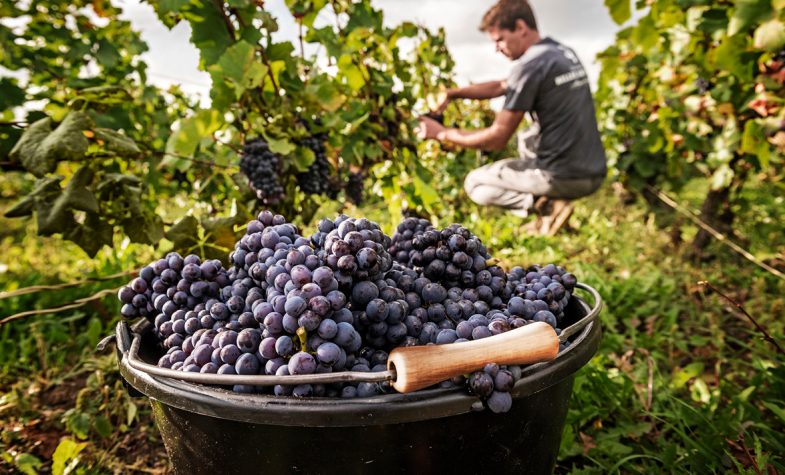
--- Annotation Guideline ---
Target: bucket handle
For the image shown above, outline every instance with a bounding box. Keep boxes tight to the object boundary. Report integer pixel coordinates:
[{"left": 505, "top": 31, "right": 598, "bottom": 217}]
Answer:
[{"left": 560, "top": 282, "right": 602, "bottom": 342}]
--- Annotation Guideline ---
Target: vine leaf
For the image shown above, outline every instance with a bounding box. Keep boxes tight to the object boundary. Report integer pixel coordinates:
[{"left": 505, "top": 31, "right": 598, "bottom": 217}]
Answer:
[
  {"left": 65, "top": 212, "right": 114, "bottom": 257},
  {"left": 41, "top": 111, "right": 93, "bottom": 161},
  {"left": 9, "top": 112, "right": 94, "bottom": 177},
  {"left": 122, "top": 214, "right": 164, "bottom": 245},
  {"left": 50, "top": 166, "right": 100, "bottom": 218},
  {"left": 165, "top": 215, "right": 200, "bottom": 251},
  {"left": 201, "top": 212, "right": 245, "bottom": 251},
  {"left": 165, "top": 109, "right": 224, "bottom": 166},
  {"left": 0, "top": 77, "right": 26, "bottom": 111},
  {"left": 183, "top": 0, "right": 234, "bottom": 67},
  {"left": 604, "top": 0, "right": 632, "bottom": 25},
  {"left": 4, "top": 176, "right": 61, "bottom": 218},
  {"left": 753, "top": 19, "right": 785, "bottom": 51},
  {"left": 728, "top": 0, "right": 773, "bottom": 36},
  {"left": 208, "top": 41, "right": 268, "bottom": 109},
  {"left": 8, "top": 118, "right": 56, "bottom": 177},
  {"left": 94, "top": 128, "right": 142, "bottom": 157},
  {"left": 712, "top": 34, "right": 753, "bottom": 81},
  {"left": 265, "top": 136, "right": 296, "bottom": 155}
]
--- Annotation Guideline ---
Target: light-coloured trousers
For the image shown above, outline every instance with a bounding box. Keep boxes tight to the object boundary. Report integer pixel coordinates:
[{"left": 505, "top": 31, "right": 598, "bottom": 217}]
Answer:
[{"left": 464, "top": 157, "right": 604, "bottom": 215}]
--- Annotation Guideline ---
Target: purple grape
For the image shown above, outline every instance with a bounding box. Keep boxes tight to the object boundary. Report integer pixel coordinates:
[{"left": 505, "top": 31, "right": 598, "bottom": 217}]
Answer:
[{"left": 288, "top": 352, "right": 317, "bottom": 375}]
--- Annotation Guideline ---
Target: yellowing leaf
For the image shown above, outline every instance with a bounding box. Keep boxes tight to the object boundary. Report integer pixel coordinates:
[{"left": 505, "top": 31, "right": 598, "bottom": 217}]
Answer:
[{"left": 754, "top": 19, "right": 785, "bottom": 51}]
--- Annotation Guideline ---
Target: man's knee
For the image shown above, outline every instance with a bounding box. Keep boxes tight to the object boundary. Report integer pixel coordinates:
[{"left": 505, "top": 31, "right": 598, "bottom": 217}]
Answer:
[
  {"left": 465, "top": 183, "right": 499, "bottom": 206},
  {"left": 463, "top": 169, "right": 482, "bottom": 196}
]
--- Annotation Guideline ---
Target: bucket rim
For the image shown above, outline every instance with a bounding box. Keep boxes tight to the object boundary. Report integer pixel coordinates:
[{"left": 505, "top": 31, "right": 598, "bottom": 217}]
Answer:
[{"left": 115, "top": 285, "right": 602, "bottom": 427}]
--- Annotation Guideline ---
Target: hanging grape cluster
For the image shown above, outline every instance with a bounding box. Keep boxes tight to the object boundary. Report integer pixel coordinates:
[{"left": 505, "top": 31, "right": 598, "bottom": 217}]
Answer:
[
  {"left": 296, "top": 133, "right": 337, "bottom": 198},
  {"left": 239, "top": 139, "right": 285, "bottom": 204}
]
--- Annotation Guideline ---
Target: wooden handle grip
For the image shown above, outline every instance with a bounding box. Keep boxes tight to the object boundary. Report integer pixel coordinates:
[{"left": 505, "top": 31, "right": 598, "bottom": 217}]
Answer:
[{"left": 387, "top": 321, "right": 559, "bottom": 393}]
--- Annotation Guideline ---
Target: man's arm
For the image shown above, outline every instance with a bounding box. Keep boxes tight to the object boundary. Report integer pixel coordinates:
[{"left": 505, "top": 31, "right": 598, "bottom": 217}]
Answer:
[
  {"left": 418, "top": 109, "right": 524, "bottom": 151},
  {"left": 436, "top": 80, "right": 507, "bottom": 113}
]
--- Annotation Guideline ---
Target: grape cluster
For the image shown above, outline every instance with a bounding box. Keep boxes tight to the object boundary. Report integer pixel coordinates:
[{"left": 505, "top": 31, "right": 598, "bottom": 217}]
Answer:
[
  {"left": 345, "top": 172, "right": 364, "bottom": 205},
  {"left": 387, "top": 217, "right": 434, "bottom": 265},
  {"left": 121, "top": 212, "right": 584, "bottom": 413},
  {"left": 117, "top": 253, "right": 231, "bottom": 349},
  {"left": 506, "top": 264, "right": 576, "bottom": 327},
  {"left": 407, "top": 224, "right": 510, "bottom": 310},
  {"left": 240, "top": 139, "right": 284, "bottom": 204},
  {"left": 319, "top": 215, "right": 393, "bottom": 286},
  {"left": 296, "top": 134, "right": 336, "bottom": 198},
  {"left": 695, "top": 77, "right": 711, "bottom": 94}
]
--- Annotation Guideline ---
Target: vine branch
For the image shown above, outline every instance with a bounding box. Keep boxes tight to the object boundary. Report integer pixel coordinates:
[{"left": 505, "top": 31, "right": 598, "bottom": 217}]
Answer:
[{"left": 698, "top": 280, "right": 785, "bottom": 357}]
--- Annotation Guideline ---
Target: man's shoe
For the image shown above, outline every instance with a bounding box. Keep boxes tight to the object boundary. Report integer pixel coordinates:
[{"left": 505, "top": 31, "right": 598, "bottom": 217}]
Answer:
[{"left": 545, "top": 200, "right": 574, "bottom": 236}]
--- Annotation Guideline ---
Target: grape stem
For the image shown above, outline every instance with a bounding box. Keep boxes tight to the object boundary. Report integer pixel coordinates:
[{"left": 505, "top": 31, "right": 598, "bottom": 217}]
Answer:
[
  {"left": 296, "top": 326, "right": 308, "bottom": 352},
  {"left": 698, "top": 280, "right": 785, "bottom": 357}
]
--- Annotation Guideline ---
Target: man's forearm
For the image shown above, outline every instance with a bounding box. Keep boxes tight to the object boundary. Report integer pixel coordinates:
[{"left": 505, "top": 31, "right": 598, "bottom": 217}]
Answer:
[
  {"left": 436, "top": 127, "right": 507, "bottom": 151},
  {"left": 448, "top": 81, "right": 507, "bottom": 101}
]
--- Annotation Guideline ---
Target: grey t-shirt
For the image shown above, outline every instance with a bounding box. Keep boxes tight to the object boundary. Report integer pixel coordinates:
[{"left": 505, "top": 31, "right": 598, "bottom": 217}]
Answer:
[{"left": 504, "top": 38, "right": 607, "bottom": 179}]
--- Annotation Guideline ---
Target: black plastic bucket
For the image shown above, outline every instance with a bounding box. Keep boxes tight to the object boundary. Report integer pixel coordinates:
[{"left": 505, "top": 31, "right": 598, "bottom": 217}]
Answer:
[{"left": 112, "top": 286, "right": 602, "bottom": 475}]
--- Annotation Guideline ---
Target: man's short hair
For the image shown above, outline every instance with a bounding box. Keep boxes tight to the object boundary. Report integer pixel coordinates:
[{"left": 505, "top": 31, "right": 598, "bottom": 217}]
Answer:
[{"left": 479, "top": 0, "right": 538, "bottom": 32}]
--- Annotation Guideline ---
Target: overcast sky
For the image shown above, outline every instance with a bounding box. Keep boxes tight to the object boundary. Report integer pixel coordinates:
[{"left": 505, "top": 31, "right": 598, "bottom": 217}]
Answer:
[{"left": 117, "top": 0, "right": 621, "bottom": 104}]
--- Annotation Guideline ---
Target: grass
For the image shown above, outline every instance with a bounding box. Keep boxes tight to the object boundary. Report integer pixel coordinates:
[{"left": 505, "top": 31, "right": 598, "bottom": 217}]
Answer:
[{"left": 0, "top": 181, "right": 783, "bottom": 473}]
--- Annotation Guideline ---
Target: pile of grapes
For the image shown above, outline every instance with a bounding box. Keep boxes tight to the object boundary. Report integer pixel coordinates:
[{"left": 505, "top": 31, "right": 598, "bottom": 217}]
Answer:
[{"left": 118, "top": 213, "right": 580, "bottom": 413}]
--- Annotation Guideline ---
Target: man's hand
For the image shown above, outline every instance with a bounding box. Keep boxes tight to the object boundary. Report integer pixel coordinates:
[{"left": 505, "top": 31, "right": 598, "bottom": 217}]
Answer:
[
  {"left": 434, "top": 89, "right": 453, "bottom": 114},
  {"left": 415, "top": 115, "right": 447, "bottom": 141}
]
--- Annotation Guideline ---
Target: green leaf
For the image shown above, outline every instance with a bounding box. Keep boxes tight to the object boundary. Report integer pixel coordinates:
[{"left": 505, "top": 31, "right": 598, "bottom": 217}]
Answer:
[
  {"left": 127, "top": 402, "right": 138, "bottom": 426},
  {"left": 9, "top": 118, "right": 56, "bottom": 176},
  {"left": 10, "top": 112, "right": 95, "bottom": 175},
  {"left": 762, "top": 401, "right": 785, "bottom": 424},
  {"left": 165, "top": 109, "right": 225, "bottom": 162},
  {"left": 122, "top": 212, "right": 164, "bottom": 245},
  {"left": 338, "top": 55, "right": 366, "bottom": 91},
  {"left": 201, "top": 212, "right": 245, "bottom": 250},
  {"left": 728, "top": 0, "right": 773, "bottom": 36},
  {"left": 605, "top": 0, "right": 632, "bottom": 25},
  {"left": 52, "top": 438, "right": 87, "bottom": 475},
  {"left": 66, "top": 213, "right": 114, "bottom": 257},
  {"left": 208, "top": 41, "right": 268, "bottom": 109},
  {"left": 52, "top": 165, "right": 99, "bottom": 215},
  {"left": 12, "top": 453, "right": 43, "bottom": 475},
  {"left": 94, "top": 128, "right": 141, "bottom": 157},
  {"left": 672, "top": 362, "right": 704, "bottom": 389},
  {"left": 266, "top": 136, "right": 296, "bottom": 155},
  {"left": 86, "top": 317, "right": 102, "bottom": 346},
  {"left": 64, "top": 410, "right": 91, "bottom": 440},
  {"left": 74, "top": 86, "right": 133, "bottom": 106},
  {"left": 306, "top": 79, "right": 345, "bottom": 112},
  {"left": 165, "top": 215, "right": 200, "bottom": 250},
  {"left": 741, "top": 120, "right": 772, "bottom": 169},
  {"left": 291, "top": 146, "right": 315, "bottom": 172},
  {"left": 94, "top": 415, "right": 113, "bottom": 438},
  {"left": 397, "top": 21, "right": 419, "bottom": 38},
  {"left": 753, "top": 19, "right": 785, "bottom": 51},
  {"left": 96, "top": 39, "right": 120, "bottom": 69},
  {"left": 42, "top": 111, "right": 93, "bottom": 161},
  {"left": 181, "top": 0, "right": 235, "bottom": 67},
  {"left": 412, "top": 173, "right": 439, "bottom": 211},
  {"left": 5, "top": 176, "right": 62, "bottom": 218},
  {"left": 4, "top": 194, "right": 36, "bottom": 218},
  {"left": 0, "top": 77, "right": 25, "bottom": 111},
  {"left": 712, "top": 34, "right": 753, "bottom": 81}
]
